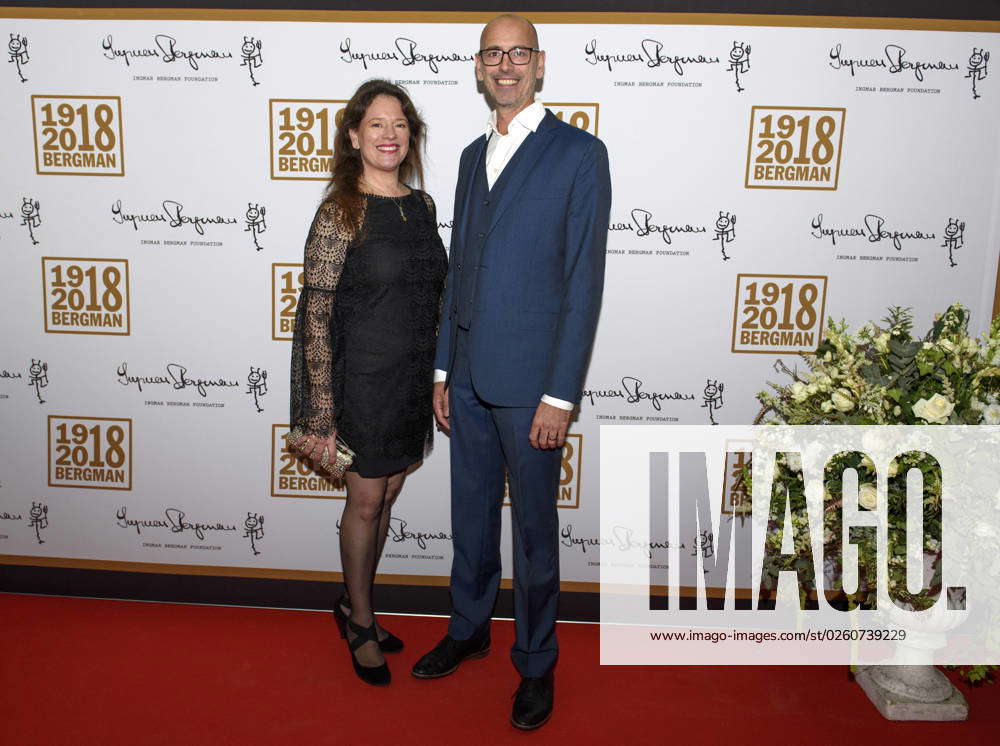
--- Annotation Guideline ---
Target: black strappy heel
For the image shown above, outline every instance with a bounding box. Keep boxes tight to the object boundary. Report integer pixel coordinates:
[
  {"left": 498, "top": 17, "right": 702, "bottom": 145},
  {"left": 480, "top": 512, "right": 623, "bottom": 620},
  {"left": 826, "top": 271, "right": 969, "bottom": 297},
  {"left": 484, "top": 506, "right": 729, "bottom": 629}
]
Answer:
[
  {"left": 333, "top": 593, "right": 404, "bottom": 653},
  {"left": 345, "top": 617, "right": 391, "bottom": 686}
]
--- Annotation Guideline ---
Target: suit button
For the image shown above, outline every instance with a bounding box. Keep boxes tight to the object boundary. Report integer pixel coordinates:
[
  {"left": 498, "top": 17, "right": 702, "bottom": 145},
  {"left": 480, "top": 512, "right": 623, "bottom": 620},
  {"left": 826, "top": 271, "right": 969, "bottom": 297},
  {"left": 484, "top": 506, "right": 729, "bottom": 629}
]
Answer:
[
  {"left": 457, "top": 263, "right": 463, "bottom": 271},
  {"left": 478, "top": 232, "right": 485, "bottom": 238},
  {"left": 483, "top": 200, "right": 490, "bottom": 206}
]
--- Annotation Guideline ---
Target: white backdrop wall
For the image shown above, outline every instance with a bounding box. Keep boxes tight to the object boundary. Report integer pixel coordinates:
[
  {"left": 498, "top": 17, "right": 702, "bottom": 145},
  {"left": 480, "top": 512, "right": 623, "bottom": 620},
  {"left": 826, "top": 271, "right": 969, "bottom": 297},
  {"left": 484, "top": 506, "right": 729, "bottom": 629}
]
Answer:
[{"left": 1, "top": 11, "right": 998, "bottom": 590}]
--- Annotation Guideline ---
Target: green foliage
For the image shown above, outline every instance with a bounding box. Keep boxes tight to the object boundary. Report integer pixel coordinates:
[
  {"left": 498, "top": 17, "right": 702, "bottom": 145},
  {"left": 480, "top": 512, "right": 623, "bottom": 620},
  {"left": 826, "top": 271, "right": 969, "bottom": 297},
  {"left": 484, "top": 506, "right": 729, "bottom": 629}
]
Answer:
[
  {"left": 755, "top": 303, "right": 1000, "bottom": 428},
  {"left": 943, "top": 664, "right": 998, "bottom": 687},
  {"left": 755, "top": 304, "right": 1000, "bottom": 682}
]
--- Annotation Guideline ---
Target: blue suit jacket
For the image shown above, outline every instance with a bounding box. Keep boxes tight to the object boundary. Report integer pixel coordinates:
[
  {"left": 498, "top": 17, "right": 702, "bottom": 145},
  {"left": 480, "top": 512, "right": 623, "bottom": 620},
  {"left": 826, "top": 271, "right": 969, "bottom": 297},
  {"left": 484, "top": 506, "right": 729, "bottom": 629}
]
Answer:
[{"left": 435, "top": 109, "right": 612, "bottom": 407}]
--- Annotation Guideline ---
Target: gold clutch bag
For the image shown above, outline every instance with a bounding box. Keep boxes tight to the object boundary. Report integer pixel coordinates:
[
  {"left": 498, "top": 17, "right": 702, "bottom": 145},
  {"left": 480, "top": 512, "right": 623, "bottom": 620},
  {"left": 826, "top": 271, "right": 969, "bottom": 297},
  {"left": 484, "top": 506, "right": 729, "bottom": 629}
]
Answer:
[{"left": 288, "top": 427, "right": 355, "bottom": 479}]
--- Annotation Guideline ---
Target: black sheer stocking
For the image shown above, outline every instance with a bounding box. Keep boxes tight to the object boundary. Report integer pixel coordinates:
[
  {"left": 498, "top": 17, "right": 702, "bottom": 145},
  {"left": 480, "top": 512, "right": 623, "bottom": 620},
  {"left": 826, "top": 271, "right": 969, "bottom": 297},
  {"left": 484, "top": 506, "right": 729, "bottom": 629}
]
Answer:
[{"left": 340, "top": 470, "right": 404, "bottom": 667}]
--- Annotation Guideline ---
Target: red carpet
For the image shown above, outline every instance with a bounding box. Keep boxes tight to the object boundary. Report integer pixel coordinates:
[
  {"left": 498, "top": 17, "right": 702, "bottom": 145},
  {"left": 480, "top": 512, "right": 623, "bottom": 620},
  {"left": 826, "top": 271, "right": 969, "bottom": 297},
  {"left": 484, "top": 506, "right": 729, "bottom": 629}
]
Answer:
[{"left": 1, "top": 593, "right": 997, "bottom": 745}]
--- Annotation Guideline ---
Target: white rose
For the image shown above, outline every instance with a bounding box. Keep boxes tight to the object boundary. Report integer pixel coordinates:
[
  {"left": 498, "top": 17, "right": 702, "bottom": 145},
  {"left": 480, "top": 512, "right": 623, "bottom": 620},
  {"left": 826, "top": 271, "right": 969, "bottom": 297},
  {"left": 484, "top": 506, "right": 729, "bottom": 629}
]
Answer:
[
  {"left": 888, "top": 460, "right": 899, "bottom": 478},
  {"left": 823, "top": 351, "right": 832, "bottom": 362},
  {"left": 806, "top": 383, "right": 819, "bottom": 395},
  {"left": 831, "top": 389, "right": 854, "bottom": 412},
  {"left": 893, "top": 405, "right": 901, "bottom": 416},
  {"left": 858, "top": 484, "right": 878, "bottom": 510},
  {"left": 819, "top": 374, "right": 833, "bottom": 387},
  {"left": 786, "top": 452, "right": 802, "bottom": 472},
  {"left": 939, "top": 338, "right": 956, "bottom": 353},
  {"left": 912, "top": 393, "right": 954, "bottom": 424},
  {"left": 983, "top": 404, "right": 1000, "bottom": 425},
  {"left": 821, "top": 401, "right": 834, "bottom": 413},
  {"left": 861, "top": 454, "right": 875, "bottom": 472},
  {"left": 790, "top": 381, "right": 808, "bottom": 402}
]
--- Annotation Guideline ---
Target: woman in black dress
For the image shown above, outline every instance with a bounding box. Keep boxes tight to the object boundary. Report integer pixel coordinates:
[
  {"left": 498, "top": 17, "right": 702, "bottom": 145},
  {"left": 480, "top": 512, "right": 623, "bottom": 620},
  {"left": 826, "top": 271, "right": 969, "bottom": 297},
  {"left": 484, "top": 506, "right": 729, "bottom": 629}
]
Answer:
[{"left": 289, "top": 80, "right": 447, "bottom": 686}]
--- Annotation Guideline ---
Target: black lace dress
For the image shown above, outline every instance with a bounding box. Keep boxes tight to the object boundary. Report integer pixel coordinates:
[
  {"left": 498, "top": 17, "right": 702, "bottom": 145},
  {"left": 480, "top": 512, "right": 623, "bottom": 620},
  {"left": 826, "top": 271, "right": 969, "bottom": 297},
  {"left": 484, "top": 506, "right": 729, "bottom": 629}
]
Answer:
[{"left": 289, "top": 191, "right": 447, "bottom": 478}]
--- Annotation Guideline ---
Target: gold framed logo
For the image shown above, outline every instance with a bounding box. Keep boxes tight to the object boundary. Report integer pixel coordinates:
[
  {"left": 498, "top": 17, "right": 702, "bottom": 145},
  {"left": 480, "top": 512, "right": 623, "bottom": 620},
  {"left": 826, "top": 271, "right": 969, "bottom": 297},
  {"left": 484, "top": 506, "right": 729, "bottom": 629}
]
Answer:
[
  {"left": 721, "top": 442, "right": 752, "bottom": 516},
  {"left": 48, "top": 415, "right": 132, "bottom": 490},
  {"left": 42, "top": 257, "right": 130, "bottom": 335},
  {"left": 31, "top": 95, "right": 125, "bottom": 177},
  {"left": 731, "top": 274, "right": 828, "bottom": 354},
  {"left": 544, "top": 102, "right": 600, "bottom": 136},
  {"left": 271, "top": 263, "right": 303, "bottom": 341},
  {"left": 269, "top": 99, "right": 347, "bottom": 181},
  {"left": 744, "top": 106, "right": 845, "bottom": 190}
]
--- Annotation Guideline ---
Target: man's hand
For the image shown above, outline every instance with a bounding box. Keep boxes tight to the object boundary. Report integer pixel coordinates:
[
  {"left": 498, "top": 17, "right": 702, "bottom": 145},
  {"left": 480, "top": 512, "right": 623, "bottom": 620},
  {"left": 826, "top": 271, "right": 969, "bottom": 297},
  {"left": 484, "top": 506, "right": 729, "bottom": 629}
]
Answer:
[
  {"left": 529, "top": 401, "right": 572, "bottom": 450},
  {"left": 433, "top": 381, "right": 450, "bottom": 433}
]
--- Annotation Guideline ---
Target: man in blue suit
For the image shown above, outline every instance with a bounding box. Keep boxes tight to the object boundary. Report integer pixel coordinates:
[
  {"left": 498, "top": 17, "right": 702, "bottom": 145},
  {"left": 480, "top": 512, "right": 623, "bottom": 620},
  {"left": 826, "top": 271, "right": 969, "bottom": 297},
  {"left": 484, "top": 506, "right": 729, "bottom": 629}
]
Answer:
[{"left": 411, "top": 14, "right": 611, "bottom": 731}]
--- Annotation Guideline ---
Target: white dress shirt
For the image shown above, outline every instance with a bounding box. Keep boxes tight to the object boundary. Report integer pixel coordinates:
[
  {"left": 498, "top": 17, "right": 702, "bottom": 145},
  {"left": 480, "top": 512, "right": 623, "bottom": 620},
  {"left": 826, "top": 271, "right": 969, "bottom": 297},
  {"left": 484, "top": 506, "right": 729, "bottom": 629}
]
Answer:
[
  {"left": 483, "top": 100, "right": 546, "bottom": 189},
  {"left": 435, "top": 101, "right": 573, "bottom": 411}
]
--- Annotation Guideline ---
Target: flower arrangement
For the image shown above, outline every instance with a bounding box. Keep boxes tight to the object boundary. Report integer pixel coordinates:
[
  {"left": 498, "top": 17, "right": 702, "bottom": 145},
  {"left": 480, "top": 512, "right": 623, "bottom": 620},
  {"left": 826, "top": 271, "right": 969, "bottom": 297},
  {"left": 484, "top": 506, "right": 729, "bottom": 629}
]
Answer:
[
  {"left": 754, "top": 303, "right": 1000, "bottom": 686},
  {"left": 755, "top": 304, "right": 1000, "bottom": 428}
]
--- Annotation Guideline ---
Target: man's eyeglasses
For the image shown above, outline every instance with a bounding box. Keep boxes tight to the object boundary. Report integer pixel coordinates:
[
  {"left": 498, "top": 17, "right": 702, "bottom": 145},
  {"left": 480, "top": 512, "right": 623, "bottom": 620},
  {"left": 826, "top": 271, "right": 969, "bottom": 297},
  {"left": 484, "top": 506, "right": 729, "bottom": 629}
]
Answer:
[{"left": 477, "top": 47, "right": 540, "bottom": 66}]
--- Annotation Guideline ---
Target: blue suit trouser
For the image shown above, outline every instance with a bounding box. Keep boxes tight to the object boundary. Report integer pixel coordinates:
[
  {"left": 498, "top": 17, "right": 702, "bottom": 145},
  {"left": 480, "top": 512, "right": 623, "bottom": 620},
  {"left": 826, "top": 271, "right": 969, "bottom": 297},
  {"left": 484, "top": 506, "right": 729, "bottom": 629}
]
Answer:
[{"left": 446, "top": 327, "right": 561, "bottom": 677}]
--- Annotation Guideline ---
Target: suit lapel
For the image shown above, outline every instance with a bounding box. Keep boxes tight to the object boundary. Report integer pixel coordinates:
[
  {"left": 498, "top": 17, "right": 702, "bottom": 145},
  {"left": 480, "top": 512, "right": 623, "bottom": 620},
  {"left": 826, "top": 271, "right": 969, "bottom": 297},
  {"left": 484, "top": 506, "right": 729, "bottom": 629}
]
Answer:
[{"left": 486, "top": 110, "right": 559, "bottom": 236}]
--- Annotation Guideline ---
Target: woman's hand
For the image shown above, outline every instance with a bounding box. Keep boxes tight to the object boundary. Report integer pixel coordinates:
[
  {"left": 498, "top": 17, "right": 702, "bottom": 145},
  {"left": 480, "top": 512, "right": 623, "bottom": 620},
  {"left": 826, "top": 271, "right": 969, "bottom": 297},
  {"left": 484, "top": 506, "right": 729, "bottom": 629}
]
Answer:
[{"left": 294, "top": 431, "right": 338, "bottom": 467}]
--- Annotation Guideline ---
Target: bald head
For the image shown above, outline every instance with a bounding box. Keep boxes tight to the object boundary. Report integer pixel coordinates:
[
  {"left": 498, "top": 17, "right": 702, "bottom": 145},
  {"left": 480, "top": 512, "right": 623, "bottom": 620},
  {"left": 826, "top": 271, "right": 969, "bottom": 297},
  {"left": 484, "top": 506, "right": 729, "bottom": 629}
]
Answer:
[{"left": 480, "top": 14, "right": 538, "bottom": 49}]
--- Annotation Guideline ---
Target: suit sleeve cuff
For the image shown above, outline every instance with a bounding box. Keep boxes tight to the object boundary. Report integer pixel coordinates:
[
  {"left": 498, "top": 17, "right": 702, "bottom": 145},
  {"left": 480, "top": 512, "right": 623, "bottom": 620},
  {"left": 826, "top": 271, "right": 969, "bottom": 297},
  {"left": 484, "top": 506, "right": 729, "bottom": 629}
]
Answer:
[
  {"left": 434, "top": 369, "right": 447, "bottom": 383},
  {"left": 541, "top": 394, "right": 574, "bottom": 411}
]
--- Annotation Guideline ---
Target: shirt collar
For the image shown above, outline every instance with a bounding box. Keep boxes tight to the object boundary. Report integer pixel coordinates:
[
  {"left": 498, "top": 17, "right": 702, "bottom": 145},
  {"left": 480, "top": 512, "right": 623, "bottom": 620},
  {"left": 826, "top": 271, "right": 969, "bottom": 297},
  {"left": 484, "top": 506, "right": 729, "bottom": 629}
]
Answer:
[{"left": 485, "top": 100, "right": 546, "bottom": 138}]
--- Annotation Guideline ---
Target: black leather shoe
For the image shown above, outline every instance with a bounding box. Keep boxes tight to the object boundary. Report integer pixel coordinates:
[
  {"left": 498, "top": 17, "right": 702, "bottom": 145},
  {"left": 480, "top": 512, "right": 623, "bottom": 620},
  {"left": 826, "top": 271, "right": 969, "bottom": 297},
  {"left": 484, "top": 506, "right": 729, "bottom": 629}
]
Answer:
[
  {"left": 410, "top": 633, "right": 490, "bottom": 679},
  {"left": 511, "top": 672, "right": 554, "bottom": 730},
  {"left": 333, "top": 594, "right": 404, "bottom": 653}
]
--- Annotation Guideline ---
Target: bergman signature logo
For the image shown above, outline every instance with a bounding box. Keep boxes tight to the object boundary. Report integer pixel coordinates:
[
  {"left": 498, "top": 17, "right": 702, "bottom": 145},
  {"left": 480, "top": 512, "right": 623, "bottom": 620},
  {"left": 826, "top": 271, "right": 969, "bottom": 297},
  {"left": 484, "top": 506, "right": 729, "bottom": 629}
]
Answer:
[
  {"left": 584, "top": 38, "right": 720, "bottom": 74},
  {"left": 611, "top": 207, "right": 735, "bottom": 260},
  {"left": 829, "top": 43, "right": 988, "bottom": 99},
  {"left": 810, "top": 213, "right": 965, "bottom": 266},
  {"left": 112, "top": 199, "right": 267, "bottom": 251},
  {"left": 117, "top": 361, "right": 240, "bottom": 397},
  {"left": 116, "top": 506, "right": 264, "bottom": 555},
  {"left": 101, "top": 33, "right": 264, "bottom": 86},
  {"left": 339, "top": 37, "right": 474, "bottom": 74}
]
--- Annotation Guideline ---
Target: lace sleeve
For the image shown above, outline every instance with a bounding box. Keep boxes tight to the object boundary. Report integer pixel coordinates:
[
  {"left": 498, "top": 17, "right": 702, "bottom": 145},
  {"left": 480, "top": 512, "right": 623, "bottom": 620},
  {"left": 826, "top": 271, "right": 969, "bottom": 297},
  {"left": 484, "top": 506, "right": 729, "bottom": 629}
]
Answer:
[
  {"left": 417, "top": 190, "right": 446, "bottom": 336},
  {"left": 289, "top": 200, "right": 354, "bottom": 437},
  {"left": 418, "top": 189, "right": 436, "bottom": 221}
]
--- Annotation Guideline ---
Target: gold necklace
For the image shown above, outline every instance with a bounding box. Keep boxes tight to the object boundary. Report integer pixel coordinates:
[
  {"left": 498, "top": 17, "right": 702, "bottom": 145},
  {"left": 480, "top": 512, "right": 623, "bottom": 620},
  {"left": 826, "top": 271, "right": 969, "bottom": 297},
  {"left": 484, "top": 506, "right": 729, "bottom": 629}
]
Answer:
[{"left": 361, "top": 180, "right": 408, "bottom": 222}]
